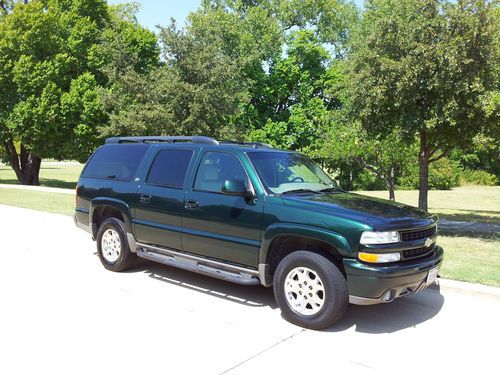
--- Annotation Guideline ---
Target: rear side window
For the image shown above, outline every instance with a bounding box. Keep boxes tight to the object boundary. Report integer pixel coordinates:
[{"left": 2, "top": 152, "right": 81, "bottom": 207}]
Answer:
[
  {"left": 146, "top": 149, "right": 193, "bottom": 188},
  {"left": 82, "top": 144, "right": 149, "bottom": 180}
]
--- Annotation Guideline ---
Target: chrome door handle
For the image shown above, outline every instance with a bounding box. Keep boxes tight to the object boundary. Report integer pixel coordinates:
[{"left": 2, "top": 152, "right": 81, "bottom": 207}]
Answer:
[
  {"left": 140, "top": 194, "right": 152, "bottom": 204},
  {"left": 184, "top": 200, "right": 199, "bottom": 209}
]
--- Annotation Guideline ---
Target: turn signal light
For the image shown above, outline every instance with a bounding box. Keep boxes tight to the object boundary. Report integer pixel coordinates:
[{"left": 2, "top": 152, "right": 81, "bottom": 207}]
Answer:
[{"left": 358, "top": 252, "right": 401, "bottom": 263}]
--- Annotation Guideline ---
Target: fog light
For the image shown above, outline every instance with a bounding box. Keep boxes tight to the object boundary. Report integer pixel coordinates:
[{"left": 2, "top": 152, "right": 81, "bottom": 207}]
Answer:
[
  {"left": 383, "top": 290, "right": 393, "bottom": 302},
  {"left": 358, "top": 252, "right": 401, "bottom": 263}
]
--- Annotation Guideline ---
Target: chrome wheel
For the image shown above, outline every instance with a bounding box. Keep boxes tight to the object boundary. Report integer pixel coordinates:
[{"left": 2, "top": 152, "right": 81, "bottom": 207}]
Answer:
[
  {"left": 101, "top": 228, "right": 121, "bottom": 263},
  {"left": 284, "top": 267, "right": 325, "bottom": 316}
]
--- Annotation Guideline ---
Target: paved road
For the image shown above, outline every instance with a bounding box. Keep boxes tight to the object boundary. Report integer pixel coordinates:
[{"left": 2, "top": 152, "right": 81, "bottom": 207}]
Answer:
[{"left": 0, "top": 205, "right": 499, "bottom": 374}]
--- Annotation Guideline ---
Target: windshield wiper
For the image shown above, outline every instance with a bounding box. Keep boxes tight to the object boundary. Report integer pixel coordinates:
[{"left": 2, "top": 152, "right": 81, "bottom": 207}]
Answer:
[
  {"left": 318, "top": 187, "right": 343, "bottom": 193},
  {"left": 282, "top": 189, "right": 321, "bottom": 195}
]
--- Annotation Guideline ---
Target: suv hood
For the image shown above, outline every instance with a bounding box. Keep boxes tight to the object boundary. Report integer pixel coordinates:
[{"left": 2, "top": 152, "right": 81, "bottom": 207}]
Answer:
[{"left": 282, "top": 192, "right": 437, "bottom": 231}]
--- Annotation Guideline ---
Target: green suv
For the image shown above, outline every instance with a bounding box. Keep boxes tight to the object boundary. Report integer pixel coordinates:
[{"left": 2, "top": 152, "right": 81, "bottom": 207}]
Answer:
[{"left": 74, "top": 136, "right": 443, "bottom": 329}]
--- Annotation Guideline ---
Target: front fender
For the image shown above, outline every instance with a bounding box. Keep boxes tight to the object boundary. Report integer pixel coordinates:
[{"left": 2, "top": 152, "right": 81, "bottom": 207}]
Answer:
[{"left": 258, "top": 223, "right": 353, "bottom": 264}]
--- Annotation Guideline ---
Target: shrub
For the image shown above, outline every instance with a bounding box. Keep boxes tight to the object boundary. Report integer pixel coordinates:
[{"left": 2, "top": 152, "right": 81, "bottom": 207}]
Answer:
[
  {"left": 351, "top": 169, "right": 386, "bottom": 191},
  {"left": 428, "top": 158, "right": 462, "bottom": 190},
  {"left": 460, "top": 169, "right": 497, "bottom": 186},
  {"left": 397, "top": 157, "right": 462, "bottom": 190}
]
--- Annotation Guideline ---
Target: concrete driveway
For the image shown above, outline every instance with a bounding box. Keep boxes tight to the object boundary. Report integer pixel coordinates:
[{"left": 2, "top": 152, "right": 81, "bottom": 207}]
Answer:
[{"left": 0, "top": 204, "right": 499, "bottom": 374}]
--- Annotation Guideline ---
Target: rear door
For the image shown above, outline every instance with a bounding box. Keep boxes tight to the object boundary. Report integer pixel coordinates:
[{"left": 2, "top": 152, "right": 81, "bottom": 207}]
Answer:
[
  {"left": 181, "top": 151, "right": 264, "bottom": 267},
  {"left": 133, "top": 147, "right": 195, "bottom": 250}
]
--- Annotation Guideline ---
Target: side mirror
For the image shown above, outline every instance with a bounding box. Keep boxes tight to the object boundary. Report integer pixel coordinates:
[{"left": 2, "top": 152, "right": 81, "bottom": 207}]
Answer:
[{"left": 221, "top": 179, "right": 254, "bottom": 199}]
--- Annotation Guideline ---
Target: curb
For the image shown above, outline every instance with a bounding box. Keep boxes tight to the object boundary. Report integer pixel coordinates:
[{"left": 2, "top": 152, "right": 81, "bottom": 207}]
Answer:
[
  {"left": 0, "top": 183, "right": 74, "bottom": 195},
  {"left": 433, "top": 278, "right": 500, "bottom": 297}
]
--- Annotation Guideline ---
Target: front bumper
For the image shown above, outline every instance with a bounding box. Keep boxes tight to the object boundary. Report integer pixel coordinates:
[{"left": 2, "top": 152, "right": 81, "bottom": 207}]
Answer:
[{"left": 344, "top": 245, "right": 443, "bottom": 305}]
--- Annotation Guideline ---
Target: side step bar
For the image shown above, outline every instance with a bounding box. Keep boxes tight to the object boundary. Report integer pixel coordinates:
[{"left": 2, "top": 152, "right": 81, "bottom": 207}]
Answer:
[{"left": 136, "top": 242, "right": 260, "bottom": 285}]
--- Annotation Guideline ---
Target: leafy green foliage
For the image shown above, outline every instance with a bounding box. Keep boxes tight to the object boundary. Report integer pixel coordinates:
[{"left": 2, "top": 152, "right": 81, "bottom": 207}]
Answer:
[
  {"left": 249, "top": 30, "right": 336, "bottom": 153},
  {"left": 0, "top": 0, "right": 110, "bottom": 161},
  {"left": 320, "top": 120, "right": 417, "bottom": 198},
  {"left": 0, "top": 0, "right": 158, "bottom": 183},
  {"left": 2, "top": 0, "right": 498, "bottom": 195},
  {"left": 460, "top": 169, "right": 497, "bottom": 186},
  {"left": 347, "top": 0, "right": 499, "bottom": 208},
  {"left": 398, "top": 157, "right": 462, "bottom": 190}
]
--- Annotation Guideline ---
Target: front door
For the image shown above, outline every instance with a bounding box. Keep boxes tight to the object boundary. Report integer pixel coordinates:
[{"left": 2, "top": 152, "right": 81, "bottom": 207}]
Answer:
[{"left": 182, "top": 151, "right": 264, "bottom": 267}]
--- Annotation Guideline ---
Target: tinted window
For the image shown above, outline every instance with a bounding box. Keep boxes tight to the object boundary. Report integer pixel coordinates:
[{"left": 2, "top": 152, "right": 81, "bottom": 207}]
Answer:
[
  {"left": 82, "top": 144, "right": 149, "bottom": 180},
  {"left": 194, "top": 152, "right": 247, "bottom": 192},
  {"left": 147, "top": 150, "right": 193, "bottom": 188}
]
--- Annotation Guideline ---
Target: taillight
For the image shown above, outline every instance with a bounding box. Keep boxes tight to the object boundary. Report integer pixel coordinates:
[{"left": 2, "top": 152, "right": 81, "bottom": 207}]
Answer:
[{"left": 75, "top": 184, "right": 78, "bottom": 207}]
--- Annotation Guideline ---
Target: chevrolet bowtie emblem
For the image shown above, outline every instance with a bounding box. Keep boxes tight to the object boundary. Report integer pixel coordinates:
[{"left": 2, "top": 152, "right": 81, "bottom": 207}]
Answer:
[{"left": 424, "top": 237, "right": 434, "bottom": 248}]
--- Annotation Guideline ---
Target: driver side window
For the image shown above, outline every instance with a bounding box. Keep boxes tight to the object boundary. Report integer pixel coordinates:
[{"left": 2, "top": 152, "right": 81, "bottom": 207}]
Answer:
[{"left": 194, "top": 152, "right": 247, "bottom": 193}]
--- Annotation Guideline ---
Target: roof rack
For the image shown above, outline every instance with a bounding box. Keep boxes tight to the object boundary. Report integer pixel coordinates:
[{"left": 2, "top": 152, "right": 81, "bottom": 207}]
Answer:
[
  {"left": 105, "top": 136, "right": 219, "bottom": 145},
  {"left": 219, "top": 141, "right": 273, "bottom": 149}
]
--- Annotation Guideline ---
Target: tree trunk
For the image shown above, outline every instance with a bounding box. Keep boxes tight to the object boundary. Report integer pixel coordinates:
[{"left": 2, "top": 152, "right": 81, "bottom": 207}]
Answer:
[
  {"left": 418, "top": 132, "right": 429, "bottom": 211},
  {"left": 387, "top": 165, "right": 396, "bottom": 201},
  {"left": 2, "top": 140, "right": 41, "bottom": 185},
  {"left": 21, "top": 153, "right": 41, "bottom": 185}
]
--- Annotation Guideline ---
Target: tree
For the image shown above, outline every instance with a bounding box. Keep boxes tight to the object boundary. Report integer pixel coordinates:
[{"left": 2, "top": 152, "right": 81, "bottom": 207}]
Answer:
[
  {"left": 104, "top": 0, "right": 357, "bottom": 145},
  {"left": 0, "top": 0, "right": 158, "bottom": 185},
  {"left": 249, "top": 30, "right": 341, "bottom": 153},
  {"left": 322, "top": 120, "right": 417, "bottom": 200},
  {"left": 348, "top": 0, "right": 499, "bottom": 210},
  {"left": 0, "top": 0, "right": 109, "bottom": 184}
]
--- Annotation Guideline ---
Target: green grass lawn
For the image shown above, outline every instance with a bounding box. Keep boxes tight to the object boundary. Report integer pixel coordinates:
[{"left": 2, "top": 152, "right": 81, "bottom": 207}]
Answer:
[
  {"left": 0, "top": 162, "right": 83, "bottom": 189},
  {"left": 438, "top": 235, "right": 500, "bottom": 287},
  {"left": 0, "top": 188, "right": 74, "bottom": 216},
  {"left": 359, "top": 186, "right": 500, "bottom": 225}
]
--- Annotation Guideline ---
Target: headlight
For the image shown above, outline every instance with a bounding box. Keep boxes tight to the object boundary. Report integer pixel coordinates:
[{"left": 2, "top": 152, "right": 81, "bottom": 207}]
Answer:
[
  {"left": 360, "top": 231, "right": 400, "bottom": 245},
  {"left": 359, "top": 251, "right": 401, "bottom": 263}
]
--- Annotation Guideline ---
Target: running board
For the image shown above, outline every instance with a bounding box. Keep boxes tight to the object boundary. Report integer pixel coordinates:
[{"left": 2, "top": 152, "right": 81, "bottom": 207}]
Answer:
[{"left": 136, "top": 243, "right": 260, "bottom": 285}]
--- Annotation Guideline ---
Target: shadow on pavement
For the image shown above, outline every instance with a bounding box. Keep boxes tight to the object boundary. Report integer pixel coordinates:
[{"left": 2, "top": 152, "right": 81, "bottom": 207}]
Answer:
[
  {"left": 131, "top": 259, "right": 278, "bottom": 308},
  {"left": 327, "top": 285, "right": 445, "bottom": 334},
  {"left": 124, "top": 259, "right": 445, "bottom": 333}
]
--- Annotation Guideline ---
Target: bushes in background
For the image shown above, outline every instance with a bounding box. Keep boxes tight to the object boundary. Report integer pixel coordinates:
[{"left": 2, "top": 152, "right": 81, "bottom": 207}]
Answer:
[{"left": 460, "top": 169, "right": 497, "bottom": 186}]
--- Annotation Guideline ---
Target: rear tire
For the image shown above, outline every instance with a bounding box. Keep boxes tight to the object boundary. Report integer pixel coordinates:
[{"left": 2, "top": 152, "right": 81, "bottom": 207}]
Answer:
[
  {"left": 96, "top": 218, "right": 136, "bottom": 272},
  {"left": 273, "top": 251, "right": 348, "bottom": 330}
]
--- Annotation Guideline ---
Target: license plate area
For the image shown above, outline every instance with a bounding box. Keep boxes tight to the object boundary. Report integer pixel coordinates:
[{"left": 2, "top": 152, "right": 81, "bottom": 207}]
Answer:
[{"left": 426, "top": 266, "right": 439, "bottom": 285}]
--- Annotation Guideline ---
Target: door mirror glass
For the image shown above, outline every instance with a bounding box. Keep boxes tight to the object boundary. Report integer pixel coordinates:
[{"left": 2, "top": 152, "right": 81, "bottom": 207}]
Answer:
[{"left": 221, "top": 179, "right": 252, "bottom": 197}]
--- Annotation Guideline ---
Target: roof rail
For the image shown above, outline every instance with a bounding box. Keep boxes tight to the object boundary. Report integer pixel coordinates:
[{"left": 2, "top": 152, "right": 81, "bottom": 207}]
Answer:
[
  {"left": 105, "top": 136, "right": 219, "bottom": 145},
  {"left": 245, "top": 142, "right": 273, "bottom": 149},
  {"left": 219, "top": 141, "right": 273, "bottom": 149}
]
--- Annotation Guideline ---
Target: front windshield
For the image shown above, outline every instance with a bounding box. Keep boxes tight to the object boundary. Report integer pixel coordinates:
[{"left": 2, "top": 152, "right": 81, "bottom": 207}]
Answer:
[{"left": 247, "top": 151, "right": 339, "bottom": 194}]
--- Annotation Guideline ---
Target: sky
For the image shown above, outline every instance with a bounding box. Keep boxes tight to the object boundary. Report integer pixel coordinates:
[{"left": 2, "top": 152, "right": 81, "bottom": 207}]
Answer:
[{"left": 108, "top": 0, "right": 365, "bottom": 31}]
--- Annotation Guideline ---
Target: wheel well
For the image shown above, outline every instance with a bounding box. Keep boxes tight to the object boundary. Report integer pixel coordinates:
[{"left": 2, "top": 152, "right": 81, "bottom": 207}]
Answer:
[
  {"left": 266, "top": 236, "right": 345, "bottom": 279},
  {"left": 92, "top": 206, "right": 124, "bottom": 231}
]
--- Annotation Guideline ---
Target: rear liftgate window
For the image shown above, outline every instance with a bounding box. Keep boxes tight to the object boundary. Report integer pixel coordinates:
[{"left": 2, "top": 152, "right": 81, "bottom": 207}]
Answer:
[{"left": 82, "top": 144, "right": 150, "bottom": 181}]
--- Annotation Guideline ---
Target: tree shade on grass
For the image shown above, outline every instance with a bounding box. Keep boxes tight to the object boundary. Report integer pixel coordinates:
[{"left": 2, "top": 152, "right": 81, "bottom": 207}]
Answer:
[{"left": 0, "top": 162, "right": 83, "bottom": 189}]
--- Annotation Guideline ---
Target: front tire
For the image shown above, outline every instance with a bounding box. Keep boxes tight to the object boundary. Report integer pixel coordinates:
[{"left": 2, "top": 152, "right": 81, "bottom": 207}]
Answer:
[
  {"left": 273, "top": 251, "right": 348, "bottom": 330},
  {"left": 96, "top": 218, "right": 136, "bottom": 272}
]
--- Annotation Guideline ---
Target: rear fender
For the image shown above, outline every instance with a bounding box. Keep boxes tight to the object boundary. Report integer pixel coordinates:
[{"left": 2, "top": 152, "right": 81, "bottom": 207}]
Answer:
[{"left": 90, "top": 198, "right": 138, "bottom": 251}]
